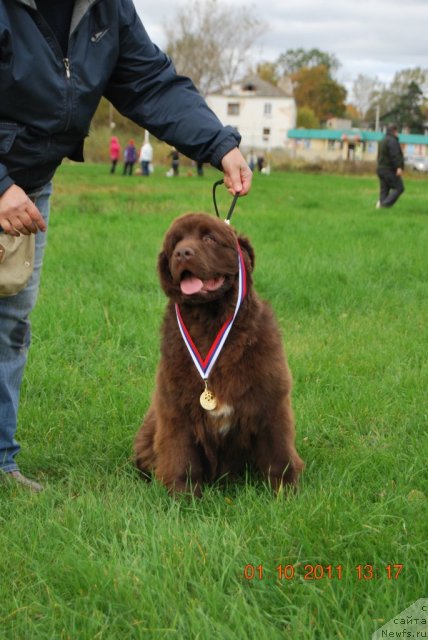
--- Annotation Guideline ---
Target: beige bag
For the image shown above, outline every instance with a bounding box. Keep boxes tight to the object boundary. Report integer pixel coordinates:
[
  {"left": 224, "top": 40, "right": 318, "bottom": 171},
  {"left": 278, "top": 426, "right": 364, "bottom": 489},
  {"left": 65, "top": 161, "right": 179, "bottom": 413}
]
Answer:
[{"left": 0, "top": 232, "right": 35, "bottom": 297}]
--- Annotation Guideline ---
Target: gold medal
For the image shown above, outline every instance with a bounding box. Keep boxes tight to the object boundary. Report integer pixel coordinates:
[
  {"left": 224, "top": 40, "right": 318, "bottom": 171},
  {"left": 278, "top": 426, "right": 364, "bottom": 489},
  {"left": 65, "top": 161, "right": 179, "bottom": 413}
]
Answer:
[{"left": 200, "top": 382, "right": 217, "bottom": 411}]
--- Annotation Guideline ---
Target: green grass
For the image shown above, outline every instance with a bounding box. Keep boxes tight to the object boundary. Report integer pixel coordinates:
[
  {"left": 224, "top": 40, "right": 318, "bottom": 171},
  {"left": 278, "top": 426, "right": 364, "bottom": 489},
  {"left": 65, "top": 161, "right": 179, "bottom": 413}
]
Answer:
[{"left": 1, "top": 163, "right": 427, "bottom": 639}]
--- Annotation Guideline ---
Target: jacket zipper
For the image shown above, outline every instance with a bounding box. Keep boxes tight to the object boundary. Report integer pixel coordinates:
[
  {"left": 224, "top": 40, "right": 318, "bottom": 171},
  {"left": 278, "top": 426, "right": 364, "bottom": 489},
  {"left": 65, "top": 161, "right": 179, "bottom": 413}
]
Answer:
[
  {"left": 63, "top": 57, "right": 73, "bottom": 130},
  {"left": 27, "top": 8, "right": 74, "bottom": 131},
  {"left": 63, "top": 58, "right": 71, "bottom": 79}
]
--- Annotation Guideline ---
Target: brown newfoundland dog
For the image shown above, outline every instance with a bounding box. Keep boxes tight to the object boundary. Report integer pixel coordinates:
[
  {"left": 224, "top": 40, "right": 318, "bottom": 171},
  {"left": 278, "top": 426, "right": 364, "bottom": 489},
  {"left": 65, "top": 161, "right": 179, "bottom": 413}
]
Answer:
[{"left": 134, "top": 213, "right": 304, "bottom": 496}]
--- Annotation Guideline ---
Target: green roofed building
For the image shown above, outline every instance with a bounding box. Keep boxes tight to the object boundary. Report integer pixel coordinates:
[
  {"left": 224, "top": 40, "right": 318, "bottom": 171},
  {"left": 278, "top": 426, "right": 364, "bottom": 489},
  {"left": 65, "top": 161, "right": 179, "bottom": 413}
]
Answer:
[{"left": 287, "top": 128, "right": 428, "bottom": 163}]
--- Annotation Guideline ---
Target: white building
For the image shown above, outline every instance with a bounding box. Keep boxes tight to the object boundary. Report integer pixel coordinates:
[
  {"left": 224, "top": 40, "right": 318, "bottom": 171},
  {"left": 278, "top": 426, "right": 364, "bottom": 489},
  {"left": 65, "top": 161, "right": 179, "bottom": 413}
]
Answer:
[{"left": 206, "top": 75, "right": 296, "bottom": 152}]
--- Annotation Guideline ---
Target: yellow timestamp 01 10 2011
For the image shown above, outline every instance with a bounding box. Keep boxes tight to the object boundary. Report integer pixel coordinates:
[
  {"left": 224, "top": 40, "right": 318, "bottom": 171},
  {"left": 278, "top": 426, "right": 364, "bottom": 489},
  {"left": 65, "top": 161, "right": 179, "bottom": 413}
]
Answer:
[{"left": 243, "top": 563, "right": 404, "bottom": 582}]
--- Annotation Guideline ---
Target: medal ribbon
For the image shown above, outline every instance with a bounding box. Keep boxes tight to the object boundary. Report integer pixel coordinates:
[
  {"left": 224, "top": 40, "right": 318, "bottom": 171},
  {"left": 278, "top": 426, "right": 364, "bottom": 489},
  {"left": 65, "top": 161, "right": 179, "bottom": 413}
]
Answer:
[{"left": 175, "top": 243, "right": 247, "bottom": 381}]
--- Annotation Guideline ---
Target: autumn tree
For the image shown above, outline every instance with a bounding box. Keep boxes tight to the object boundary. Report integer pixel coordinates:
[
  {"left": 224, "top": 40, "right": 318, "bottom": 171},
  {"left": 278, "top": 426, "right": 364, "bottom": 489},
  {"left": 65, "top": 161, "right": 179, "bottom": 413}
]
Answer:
[
  {"left": 291, "top": 65, "right": 347, "bottom": 122},
  {"left": 297, "top": 106, "right": 319, "bottom": 129},
  {"left": 345, "top": 104, "right": 361, "bottom": 126},
  {"left": 256, "top": 61, "right": 279, "bottom": 86},
  {"left": 164, "top": 0, "right": 265, "bottom": 95}
]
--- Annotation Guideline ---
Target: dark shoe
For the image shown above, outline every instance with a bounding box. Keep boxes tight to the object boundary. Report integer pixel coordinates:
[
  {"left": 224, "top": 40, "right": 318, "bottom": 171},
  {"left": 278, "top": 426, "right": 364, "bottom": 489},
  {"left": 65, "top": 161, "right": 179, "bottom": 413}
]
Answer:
[{"left": 4, "top": 471, "right": 43, "bottom": 492}]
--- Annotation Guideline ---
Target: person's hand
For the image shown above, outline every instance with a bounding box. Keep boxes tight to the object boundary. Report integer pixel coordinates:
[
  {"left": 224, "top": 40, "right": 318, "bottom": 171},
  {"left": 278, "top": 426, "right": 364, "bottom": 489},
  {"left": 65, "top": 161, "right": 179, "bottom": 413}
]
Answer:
[
  {"left": 221, "top": 147, "right": 253, "bottom": 196},
  {"left": 0, "top": 184, "right": 46, "bottom": 236},
  {"left": 396, "top": 168, "right": 403, "bottom": 177}
]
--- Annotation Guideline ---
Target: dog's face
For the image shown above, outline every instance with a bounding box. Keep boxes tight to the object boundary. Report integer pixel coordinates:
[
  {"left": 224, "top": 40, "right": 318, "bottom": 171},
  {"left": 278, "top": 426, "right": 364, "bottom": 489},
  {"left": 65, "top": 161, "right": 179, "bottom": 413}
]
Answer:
[{"left": 158, "top": 213, "right": 254, "bottom": 304}]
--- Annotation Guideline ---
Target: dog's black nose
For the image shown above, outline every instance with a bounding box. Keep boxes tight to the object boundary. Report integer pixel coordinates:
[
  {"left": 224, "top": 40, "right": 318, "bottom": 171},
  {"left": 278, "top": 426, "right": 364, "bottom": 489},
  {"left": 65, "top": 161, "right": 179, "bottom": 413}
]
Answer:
[{"left": 174, "top": 246, "right": 195, "bottom": 261}]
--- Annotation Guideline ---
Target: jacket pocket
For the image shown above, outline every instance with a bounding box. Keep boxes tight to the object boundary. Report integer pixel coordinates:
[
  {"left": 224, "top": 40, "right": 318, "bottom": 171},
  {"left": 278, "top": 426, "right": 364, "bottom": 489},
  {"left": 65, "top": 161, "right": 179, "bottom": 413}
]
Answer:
[{"left": 0, "top": 122, "right": 17, "bottom": 154}]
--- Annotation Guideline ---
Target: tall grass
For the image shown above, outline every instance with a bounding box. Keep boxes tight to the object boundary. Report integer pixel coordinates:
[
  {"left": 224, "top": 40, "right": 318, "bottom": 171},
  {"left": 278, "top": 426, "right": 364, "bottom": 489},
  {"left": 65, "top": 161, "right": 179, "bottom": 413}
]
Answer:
[{"left": 1, "top": 164, "right": 427, "bottom": 639}]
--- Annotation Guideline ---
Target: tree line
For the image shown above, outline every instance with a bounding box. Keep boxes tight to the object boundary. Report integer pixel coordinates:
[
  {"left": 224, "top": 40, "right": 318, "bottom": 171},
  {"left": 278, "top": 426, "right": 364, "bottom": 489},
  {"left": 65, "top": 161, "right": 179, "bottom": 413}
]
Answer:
[
  {"left": 164, "top": 0, "right": 428, "bottom": 134},
  {"left": 92, "top": 0, "right": 427, "bottom": 135}
]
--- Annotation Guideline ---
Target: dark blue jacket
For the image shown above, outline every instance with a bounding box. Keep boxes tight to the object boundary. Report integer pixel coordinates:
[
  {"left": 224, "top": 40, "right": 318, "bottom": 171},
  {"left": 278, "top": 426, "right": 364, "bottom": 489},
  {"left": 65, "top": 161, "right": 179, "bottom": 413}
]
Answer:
[
  {"left": 0, "top": 0, "right": 240, "bottom": 194},
  {"left": 377, "top": 133, "right": 404, "bottom": 172}
]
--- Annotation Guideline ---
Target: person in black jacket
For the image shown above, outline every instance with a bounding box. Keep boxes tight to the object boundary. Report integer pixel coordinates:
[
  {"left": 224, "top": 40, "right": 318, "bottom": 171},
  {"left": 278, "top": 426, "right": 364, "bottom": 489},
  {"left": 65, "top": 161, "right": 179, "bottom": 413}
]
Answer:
[
  {"left": 0, "top": 0, "right": 252, "bottom": 491},
  {"left": 376, "top": 124, "right": 405, "bottom": 208}
]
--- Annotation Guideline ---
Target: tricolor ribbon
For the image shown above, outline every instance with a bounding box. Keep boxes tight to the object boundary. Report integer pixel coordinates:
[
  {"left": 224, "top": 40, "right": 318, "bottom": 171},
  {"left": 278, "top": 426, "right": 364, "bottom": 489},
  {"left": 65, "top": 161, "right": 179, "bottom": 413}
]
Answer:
[{"left": 175, "top": 243, "right": 247, "bottom": 382}]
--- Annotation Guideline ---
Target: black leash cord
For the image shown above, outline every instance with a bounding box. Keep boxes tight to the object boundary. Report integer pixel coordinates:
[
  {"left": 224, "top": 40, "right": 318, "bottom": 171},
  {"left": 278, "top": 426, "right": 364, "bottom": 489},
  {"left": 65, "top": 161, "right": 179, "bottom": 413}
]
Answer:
[{"left": 212, "top": 179, "right": 240, "bottom": 224}]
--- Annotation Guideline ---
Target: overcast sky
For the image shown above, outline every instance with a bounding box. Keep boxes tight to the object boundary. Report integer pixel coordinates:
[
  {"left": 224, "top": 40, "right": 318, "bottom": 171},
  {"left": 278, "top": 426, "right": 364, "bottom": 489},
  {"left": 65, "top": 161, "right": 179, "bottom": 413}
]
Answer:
[{"left": 133, "top": 0, "right": 428, "bottom": 94}]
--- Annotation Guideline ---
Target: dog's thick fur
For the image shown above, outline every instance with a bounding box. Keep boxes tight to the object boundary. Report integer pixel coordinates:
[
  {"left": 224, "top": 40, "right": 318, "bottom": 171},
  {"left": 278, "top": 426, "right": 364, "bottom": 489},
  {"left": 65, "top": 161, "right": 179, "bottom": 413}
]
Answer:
[{"left": 134, "top": 213, "right": 304, "bottom": 495}]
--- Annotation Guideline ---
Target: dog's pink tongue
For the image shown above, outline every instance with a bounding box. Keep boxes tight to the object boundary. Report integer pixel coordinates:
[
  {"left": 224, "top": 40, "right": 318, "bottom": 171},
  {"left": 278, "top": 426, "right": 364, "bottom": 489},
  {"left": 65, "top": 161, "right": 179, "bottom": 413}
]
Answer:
[{"left": 180, "top": 275, "right": 204, "bottom": 295}]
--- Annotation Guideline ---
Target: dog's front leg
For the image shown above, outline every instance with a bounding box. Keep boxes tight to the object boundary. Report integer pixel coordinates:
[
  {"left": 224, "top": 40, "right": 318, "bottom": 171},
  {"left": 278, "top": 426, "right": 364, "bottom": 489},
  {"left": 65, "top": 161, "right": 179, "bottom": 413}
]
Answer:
[
  {"left": 154, "top": 423, "right": 204, "bottom": 497},
  {"left": 255, "top": 439, "right": 304, "bottom": 493},
  {"left": 253, "top": 400, "right": 304, "bottom": 493}
]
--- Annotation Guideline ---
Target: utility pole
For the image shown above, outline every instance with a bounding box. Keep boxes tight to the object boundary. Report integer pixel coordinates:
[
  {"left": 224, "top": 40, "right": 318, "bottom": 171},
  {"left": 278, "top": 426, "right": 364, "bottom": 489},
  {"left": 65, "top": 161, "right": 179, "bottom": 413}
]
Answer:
[{"left": 375, "top": 105, "right": 380, "bottom": 132}]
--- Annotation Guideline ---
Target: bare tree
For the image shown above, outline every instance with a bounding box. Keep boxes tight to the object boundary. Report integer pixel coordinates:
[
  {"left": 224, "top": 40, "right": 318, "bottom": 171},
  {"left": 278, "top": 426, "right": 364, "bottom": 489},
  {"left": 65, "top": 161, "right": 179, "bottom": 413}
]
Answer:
[
  {"left": 164, "top": 0, "right": 266, "bottom": 95},
  {"left": 351, "top": 74, "right": 382, "bottom": 119},
  {"left": 365, "top": 67, "right": 428, "bottom": 127}
]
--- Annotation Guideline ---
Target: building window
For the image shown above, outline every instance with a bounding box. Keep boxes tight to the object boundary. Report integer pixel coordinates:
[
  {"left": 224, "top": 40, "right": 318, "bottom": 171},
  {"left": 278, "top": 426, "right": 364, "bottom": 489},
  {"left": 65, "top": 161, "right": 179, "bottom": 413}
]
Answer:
[
  {"left": 327, "top": 140, "right": 345, "bottom": 151},
  {"left": 262, "top": 127, "right": 270, "bottom": 141},
  {"left": 264, "top": 103, "right": 272, "bottom": 116},
  {"left": 227, "top": 102, "right": 240, "bottom": 116}
]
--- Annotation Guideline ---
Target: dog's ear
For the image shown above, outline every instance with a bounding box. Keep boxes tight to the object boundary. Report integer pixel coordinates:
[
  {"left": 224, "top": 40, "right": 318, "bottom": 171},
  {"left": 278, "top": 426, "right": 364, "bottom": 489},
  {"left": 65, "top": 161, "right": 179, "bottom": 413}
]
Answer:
[
  {"left": 157, "top": 250, "right": 174, "bottom": 295},
  {"left": 237, "top": 235, "right": 255, "bottom": 273}
]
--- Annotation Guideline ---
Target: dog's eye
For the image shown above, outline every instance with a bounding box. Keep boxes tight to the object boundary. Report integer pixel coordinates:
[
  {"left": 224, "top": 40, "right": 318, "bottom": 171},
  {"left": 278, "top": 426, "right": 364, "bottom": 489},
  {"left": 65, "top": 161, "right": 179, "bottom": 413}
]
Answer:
[
  {"left": 170, "top": 234, "right": 182, "bottom": 250},
  {"left": 202, "top": 234, "right": 216, "bottom": 244}
]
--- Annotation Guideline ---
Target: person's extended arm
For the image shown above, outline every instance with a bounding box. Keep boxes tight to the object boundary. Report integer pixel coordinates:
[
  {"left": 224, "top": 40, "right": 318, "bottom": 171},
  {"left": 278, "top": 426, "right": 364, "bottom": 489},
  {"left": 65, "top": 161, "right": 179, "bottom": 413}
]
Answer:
[
  {"left": 0, "top": 185, "right": 46, "bottom": 236},
  {"left": 104, "top": 1, "right": 249, "bottom": 191}
]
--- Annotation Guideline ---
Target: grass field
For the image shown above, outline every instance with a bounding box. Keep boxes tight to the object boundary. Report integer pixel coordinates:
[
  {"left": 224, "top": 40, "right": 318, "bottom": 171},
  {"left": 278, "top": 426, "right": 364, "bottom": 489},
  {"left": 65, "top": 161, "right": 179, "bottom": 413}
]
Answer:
[{"left": 1, "top": 163, "right": 427, "bottom": 639}]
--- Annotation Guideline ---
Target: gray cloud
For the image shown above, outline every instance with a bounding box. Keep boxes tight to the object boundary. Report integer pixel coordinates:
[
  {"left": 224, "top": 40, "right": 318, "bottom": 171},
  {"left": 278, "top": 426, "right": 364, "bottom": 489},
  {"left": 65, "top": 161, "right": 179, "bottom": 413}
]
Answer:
[{"left": 134, "top": 0, "right": 428, "bottom": 87}]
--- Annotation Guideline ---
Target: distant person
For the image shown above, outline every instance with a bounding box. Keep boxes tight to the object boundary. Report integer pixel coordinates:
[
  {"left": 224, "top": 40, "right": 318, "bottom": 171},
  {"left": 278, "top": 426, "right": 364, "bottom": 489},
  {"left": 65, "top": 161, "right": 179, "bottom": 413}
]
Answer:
[
  {"left": 109, "top": 136, "right": 121, "bottom": 174},
  {"left": 376, "top": 124, "right": 405, "bottom": 209},
  {"left": 123, "top": 139, "right": 137, "bottom": 175},
  {"left": 257, "top": 155, "right": 265, "bottom": 172},
  {"left": 139, "top": 140, "right": 153, "bottom": 176},
  {"left": 169, "top": 148, "right": 180, "bottom": 176},
  {"left": 247, "top": 151, "right": 256, "bottom": 172}
]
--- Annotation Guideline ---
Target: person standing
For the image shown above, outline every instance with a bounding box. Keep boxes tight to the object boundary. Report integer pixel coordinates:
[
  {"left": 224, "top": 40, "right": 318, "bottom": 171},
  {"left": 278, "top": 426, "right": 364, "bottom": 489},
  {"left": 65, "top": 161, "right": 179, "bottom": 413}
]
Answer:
[
  {"left": 139, "top": 140, "right": 153, "bottom": 176},
  {"left": 376, "top": 124, "right": 405, "bottom": 208},
  {"left": 0, "top": 0, "right": 252, "bottom": 491},
  {"left": 169, "top": 148, "right": 180, "bottom": 176},
  {"left": 109, "top": 136, "right": 121, "bottom": 174},
  {"left": 123, "top": 139, "right": 137, "bottom": 176}
]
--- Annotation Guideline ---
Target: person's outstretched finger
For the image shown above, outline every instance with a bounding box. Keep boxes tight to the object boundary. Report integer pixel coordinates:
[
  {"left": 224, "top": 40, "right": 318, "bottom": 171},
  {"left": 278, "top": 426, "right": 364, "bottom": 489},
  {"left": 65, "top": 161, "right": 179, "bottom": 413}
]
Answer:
[{"left": 26, "top": 199, "right": 46, "bottom": 232}]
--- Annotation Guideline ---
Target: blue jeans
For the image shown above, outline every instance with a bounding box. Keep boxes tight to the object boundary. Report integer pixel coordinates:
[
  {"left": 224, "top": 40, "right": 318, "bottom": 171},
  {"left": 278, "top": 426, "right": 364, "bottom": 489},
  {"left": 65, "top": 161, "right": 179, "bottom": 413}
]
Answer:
[{"left": 0, "top": 182, "right": 52, "bottom": 472}]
